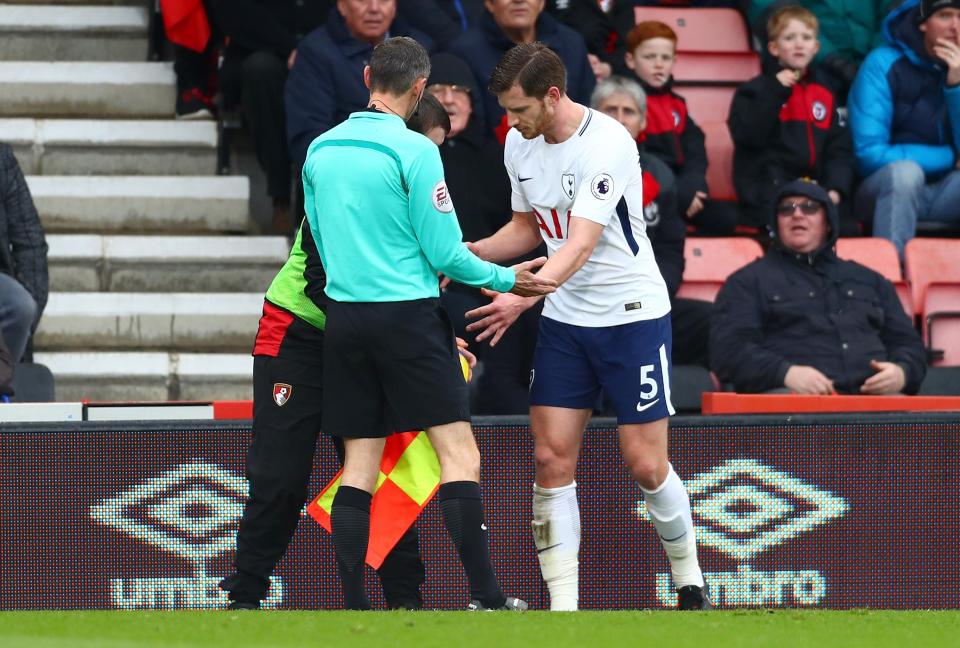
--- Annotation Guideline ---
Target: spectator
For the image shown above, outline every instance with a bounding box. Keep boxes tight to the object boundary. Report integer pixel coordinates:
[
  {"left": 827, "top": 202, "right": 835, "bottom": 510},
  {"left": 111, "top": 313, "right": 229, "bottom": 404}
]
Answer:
[
  {"left": 728, "top": 6, "right": 854, "bottom": 231},
  {"left": 591, "top": 76, "right": 711, "bottom": 367},
  {"left": 0, "top": 332, "right": 12, "bottom": 401},
  {"left": 206, "top": 0, "right": 330, "bottom": 233},
  {"left": 448, "top": 0, "right": 596, "bottom": 140},
  {"left": 285, "top": 0, "right": 434, "bottom": 168},
  {"left": 427, "top": 54, "right": 511, "bottom": 354},
  {"left": 398, "top": 0, "right": 487, "bottom": 49},
  {"left": 746, "top": 0, "right": 898, "bottom": 94},
  {"left": 625, "top": 21, "right": 736, "bottom": 235},
  {"left": 0, "top": 145, "right": 47, "bottom": 368},
  {"left": 849, "top": 0, "right": 960, "bottom": 256},
  {"left": 710, "top": 179, "right": 926, "bottom": 395},
  {"left": 546, "top": 0, "right": 637, "bottom": 79}
]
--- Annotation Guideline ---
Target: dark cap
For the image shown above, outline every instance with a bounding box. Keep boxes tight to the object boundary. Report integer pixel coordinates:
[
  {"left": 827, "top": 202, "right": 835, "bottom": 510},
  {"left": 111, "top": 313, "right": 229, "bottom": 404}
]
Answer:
[
  {"left": 920, "top": 0, "right": 960, "bottom": 22},
  {"left": 428, "top": 53, "right": 476, "bottom": 91}
]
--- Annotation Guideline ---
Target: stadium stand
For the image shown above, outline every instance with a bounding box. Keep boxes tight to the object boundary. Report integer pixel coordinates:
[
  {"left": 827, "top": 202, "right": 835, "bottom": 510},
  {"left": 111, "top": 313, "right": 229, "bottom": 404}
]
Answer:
[
  {"left": 675, "top": 236, "right": 763, "bottom": 302},
  {"left": 904, "top": 239, "right": 960, "bottom": 316},
  {"left": 701, "top": 121, "right": 736, "bottom": 202},
  {"left": 672, "top": 51, "right": 761, "bottom": 85},
  {"left": 0, "top": 3, "right": 265, "bottom": 401},
  {"left": 835, "top": 238, "right": 913, "bottom": 317},
  {"left": 904, "top": 239, "right": 960, "bottom": 367},
  {"left": 679, "top": 86, "right": 736, "bottom": 123},
  {"left": 632, "top": 7, "right": 752, "bottom": 53}
]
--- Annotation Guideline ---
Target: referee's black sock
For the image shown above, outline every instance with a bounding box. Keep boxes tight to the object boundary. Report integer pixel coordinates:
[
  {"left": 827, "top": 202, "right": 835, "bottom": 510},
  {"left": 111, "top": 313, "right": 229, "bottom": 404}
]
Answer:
[
  {"left": 439, "top": 481, "right": 506, "bottom": 609},
  {"left": 331, "top": 485, "right": 372, "bottom": 610}
]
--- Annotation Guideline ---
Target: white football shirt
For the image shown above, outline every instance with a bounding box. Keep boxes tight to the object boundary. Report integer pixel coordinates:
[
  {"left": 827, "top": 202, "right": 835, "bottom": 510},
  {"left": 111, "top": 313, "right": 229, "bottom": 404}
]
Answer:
[{"left": 504, "top": 107, "right": 670, "bottom": 327}]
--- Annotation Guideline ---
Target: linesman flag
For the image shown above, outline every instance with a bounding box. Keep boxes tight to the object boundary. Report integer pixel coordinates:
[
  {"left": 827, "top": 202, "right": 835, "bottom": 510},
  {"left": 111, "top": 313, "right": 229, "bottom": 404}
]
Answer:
[{"left": 307, "top": 353, "right": 471, "bottom": 568}]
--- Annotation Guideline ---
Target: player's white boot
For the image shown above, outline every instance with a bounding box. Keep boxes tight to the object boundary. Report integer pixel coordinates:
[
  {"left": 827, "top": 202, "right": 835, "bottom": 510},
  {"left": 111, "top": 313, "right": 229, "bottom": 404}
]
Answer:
[{"left": 532, "top": 482, "right": 580, "bottom": 611}]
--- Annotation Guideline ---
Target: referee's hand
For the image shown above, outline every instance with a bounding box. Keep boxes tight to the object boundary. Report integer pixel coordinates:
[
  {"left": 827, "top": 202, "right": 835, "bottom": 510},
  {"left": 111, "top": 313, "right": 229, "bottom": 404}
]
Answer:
[{"left": 510, "top": 257, "right": 557, "bottom": 297}]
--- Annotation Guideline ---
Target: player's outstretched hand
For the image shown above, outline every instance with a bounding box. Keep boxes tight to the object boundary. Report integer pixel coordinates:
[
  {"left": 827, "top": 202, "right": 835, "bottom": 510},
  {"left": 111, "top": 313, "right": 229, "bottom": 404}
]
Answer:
[
  {"left": 465, "top": 289, "right": 533, "bottom": 347},
  {"left": 510, "top": 257, "right": 556, "bottom": 297}
]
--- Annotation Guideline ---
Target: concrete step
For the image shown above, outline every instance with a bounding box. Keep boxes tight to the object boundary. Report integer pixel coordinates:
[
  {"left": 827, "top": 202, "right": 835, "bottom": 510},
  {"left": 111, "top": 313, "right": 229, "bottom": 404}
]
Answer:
[
  {"left": 35, "top": 351, "right": 253, "bottom": 401},
  {"left": 27, "top": 175, "right": 251, "bottom": 233},
  {"left": 48, "top": 234, "right": 289, "bottom": 292},
  {"left": 35, "top": 292, "right": 263, "bottom": 352},
  {"left": 0, "top": 62, "right": 174, "bottom": 117},
  {"left": 3, "top": 119, "right": 216, "bottom": 175},
  {"left": 0, "top": 5, "right": 148, "bottom": 61}
]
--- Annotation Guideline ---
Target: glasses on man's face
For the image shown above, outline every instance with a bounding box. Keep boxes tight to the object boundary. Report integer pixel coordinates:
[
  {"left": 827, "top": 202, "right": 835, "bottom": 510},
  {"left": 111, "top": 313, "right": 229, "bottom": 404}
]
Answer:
[
  {"left": 777, "top": 200, "right": 821, "bottom": 216},
  {"left": 428, "top": 84, "right": 470, "bottom": 97}
]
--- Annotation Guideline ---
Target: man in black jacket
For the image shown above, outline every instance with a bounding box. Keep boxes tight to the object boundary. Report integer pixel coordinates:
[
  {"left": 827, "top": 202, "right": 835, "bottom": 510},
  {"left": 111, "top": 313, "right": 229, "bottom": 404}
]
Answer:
[
  {"left": 710, "top": 179, "right": 926, "bottom": 395},
  {"left": 0, "top": 144, "right": 47, "bottom": 366}
]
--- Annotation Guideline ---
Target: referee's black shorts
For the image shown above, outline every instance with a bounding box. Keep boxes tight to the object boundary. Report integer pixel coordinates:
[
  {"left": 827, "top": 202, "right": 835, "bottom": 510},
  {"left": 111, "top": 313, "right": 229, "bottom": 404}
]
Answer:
[{"left": 322, "top": 297, "right": 469, "bottom": 438}]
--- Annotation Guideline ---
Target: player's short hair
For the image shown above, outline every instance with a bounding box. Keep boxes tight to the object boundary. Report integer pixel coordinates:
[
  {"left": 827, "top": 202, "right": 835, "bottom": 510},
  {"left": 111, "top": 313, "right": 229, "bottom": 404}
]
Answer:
[
  {"left": 368, "top": 37, "right": 431, "bottom": 96},
  {"left": 627, "top": 21, "right": 678, "bottom": 54},
  {"left": 407, "top": 92, "right": 451, "bottom": 136},
  {"left": 767, "top": 5, "right": 819, "bottom": 40},
  {"left": 489, "top": 42, "right": 567, "bottom": 99},
  {"left": 590, "top": 76, "right": 647, "bottom": 116}
]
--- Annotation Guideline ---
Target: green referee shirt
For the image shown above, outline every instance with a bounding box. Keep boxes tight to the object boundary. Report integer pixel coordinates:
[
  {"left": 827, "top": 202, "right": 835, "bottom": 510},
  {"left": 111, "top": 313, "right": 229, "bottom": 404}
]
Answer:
[{"left": 302, "top": 110, "right": 516, "bottom": 302}]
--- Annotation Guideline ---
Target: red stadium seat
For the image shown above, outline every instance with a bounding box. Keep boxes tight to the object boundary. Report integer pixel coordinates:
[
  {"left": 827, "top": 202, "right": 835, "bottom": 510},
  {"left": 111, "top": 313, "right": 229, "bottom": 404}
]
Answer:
[
  {"left": 673, "top": 52, "right": 761, "bottom": 85},
  {"left": 633, "top": 8, "right": 752, "bottom": 53},
  {"left": 904, "top": 238, "right": 960, "bottom": 314},
  {"left": 923, "top": 284, "right": 960, "bottom": 366},
  {"left": 680, "top": 86, "right": 736, "bottom": 125},
  {"left": 836, "top": 237, "right": 913, "bottom": 316},
  {"left": 676, "top": 237, "right": 763, "bottom": 302},
  {"left": 701, "top": 121, "right": 735, "bottom": 201}
]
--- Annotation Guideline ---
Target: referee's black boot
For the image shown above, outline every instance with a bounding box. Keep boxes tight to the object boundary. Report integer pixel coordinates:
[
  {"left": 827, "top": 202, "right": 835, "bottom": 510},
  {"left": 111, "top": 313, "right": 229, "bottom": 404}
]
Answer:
[{"left": 677, "top": 584, "right": 714, "bottom": 610}]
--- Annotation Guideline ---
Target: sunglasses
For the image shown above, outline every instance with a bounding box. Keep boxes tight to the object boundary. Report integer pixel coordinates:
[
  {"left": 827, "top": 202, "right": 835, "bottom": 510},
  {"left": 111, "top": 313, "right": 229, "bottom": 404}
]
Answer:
[{"left": 777, "top": 200, "right": 822, "bottom": 216}]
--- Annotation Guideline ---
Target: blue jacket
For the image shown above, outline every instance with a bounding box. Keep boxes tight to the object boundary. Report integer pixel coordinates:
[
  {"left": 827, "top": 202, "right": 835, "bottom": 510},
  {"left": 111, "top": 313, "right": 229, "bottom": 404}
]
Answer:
[
  {"left": 285, "top": 9, "right": 434, "bottom": 166},
  {"left": 848, "top": 0, "right": 960, "bottom": 178},
  {"left": 449, "top": 11, "right": 595, "bottom": 138}
]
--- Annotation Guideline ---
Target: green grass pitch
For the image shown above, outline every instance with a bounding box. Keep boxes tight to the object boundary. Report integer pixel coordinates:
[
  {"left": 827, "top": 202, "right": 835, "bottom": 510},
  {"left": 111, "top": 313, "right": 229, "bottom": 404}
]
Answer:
[{"left": 1, "top": 610, "right": 958, "bottom": 648}]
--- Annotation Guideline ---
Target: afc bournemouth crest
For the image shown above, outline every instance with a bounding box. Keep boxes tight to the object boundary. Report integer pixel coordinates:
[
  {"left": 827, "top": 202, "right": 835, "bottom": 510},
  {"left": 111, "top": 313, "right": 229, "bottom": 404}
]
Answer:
[
  {"left": 273, "top": 383, "right": 292, "bottom": 406},
  {"left": 562, "top": 173, "right": 575, "bottom": 199}
]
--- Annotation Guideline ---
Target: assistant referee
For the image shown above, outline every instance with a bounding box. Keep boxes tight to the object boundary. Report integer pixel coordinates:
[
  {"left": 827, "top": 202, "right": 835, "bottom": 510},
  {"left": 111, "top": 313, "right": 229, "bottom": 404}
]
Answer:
[{"left": 305, "top": 36, "right": 554, "bottom": 610}]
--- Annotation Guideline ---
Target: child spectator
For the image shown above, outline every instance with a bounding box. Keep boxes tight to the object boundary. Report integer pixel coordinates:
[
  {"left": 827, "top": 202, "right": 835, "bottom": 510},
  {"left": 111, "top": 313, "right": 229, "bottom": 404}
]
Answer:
[
  {"left": 728, "top": 5, "right": 853, "bottom": 230},
  {"left": 625, "top": 21, "right": 733, "bottom": 234}
]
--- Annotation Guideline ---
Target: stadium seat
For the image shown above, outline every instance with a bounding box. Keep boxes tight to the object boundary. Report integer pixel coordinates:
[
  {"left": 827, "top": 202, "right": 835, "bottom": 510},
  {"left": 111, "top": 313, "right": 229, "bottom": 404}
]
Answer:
[
  {"left": 673, "top": 52, "right": 761, "bottom": 85},
  {"left": 633, "top": 7, "right": 752, "bottom": 52},
  {"left": 904, "top": 238, "right": 960, "bottom": 314},
  {"left": 676, "top": 236, "right": 763, "bottom": 302},
  {"left": 835, "top": 238, "right": 913, "bottom": 316},
  {"left": 701, "top": 121, "right": 735, "bottom": 201},
  {"left": 10, "top": 362, "right": 55, "bottom": 402},
  {"left": 918, "top": 366, "right": 960, "bottom": 394},
  {"left": 922, "top": 283, "right": 960, "bottom": 367},
  {"left": 669, "top": 365, "right": 718, "bottom": 413},
  {"left": 680, "top": 86, "right": 736, "bottom": 124}
]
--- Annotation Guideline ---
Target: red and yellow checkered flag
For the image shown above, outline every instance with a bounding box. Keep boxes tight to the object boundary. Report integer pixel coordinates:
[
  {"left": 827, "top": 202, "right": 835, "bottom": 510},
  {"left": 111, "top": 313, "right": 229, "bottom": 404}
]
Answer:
[{"left": 307, "top": 353, "right": 470, "bottom": 569}]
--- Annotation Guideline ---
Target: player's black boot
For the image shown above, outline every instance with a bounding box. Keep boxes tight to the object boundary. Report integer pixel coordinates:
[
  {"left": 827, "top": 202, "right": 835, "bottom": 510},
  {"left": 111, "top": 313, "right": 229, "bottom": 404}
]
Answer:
[
  {"left": 677, "top": 584, "right": 714, "bottom": 610},
  {"left": 467, "top": 596, "right": 528, "bottom": 611},
  {"left": 227, "top": 600, "right": 260, "bottom": 611}
]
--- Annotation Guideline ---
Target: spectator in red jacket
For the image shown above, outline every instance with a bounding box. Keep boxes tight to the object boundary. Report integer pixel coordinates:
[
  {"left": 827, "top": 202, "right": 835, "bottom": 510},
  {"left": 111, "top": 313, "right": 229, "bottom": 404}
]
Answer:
[
  {"left": 728, "top": 5, "right": 854, "bottom": 230},
  {"left": 625, "top": 21, "right": 735, "bottom": 235}
]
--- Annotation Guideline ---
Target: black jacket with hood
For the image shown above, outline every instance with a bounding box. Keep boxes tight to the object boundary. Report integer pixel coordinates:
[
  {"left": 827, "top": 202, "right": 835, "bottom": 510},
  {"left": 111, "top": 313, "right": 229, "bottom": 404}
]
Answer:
[{"left": 710, "top": 180, "right": 926, "bottom": 394}]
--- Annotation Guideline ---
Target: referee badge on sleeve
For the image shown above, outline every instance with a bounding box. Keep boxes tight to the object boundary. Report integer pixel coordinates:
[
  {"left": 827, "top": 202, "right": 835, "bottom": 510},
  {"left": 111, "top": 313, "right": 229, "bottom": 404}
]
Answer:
[
  {"left": 591, "top": 173, "right": 614, "bottom": 200},
  {"left": 432, "top": 180, "right": 454, "bottom": 213},
  {"left": 273, "top": 383, "right": 292, "bottom": 406}
]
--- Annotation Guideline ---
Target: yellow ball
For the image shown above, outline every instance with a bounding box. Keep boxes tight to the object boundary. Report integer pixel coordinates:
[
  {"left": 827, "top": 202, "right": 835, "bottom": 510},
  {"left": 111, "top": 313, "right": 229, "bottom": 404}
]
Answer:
[{"left": 459, "top": 351, "right": 472, "bottom": 383}]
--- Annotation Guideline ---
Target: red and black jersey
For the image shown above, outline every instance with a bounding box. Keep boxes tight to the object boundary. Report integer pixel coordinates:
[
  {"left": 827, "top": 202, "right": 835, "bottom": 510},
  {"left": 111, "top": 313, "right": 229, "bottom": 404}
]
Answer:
[
  {"left": 728, "top": 64, "right": 853, "bottom": 228},
  {"left": 637, "top": 78, "right": 708, "bottom": 213}
]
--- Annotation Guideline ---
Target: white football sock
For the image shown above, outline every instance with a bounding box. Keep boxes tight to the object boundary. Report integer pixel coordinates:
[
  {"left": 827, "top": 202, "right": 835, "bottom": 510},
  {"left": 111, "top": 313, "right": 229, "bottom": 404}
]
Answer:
[
  {"left": 640, "top": 464, "right": 704, "bottom": 589},
  {"left": 532, "top": 481, "right": 580, "bottom": 611}
]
